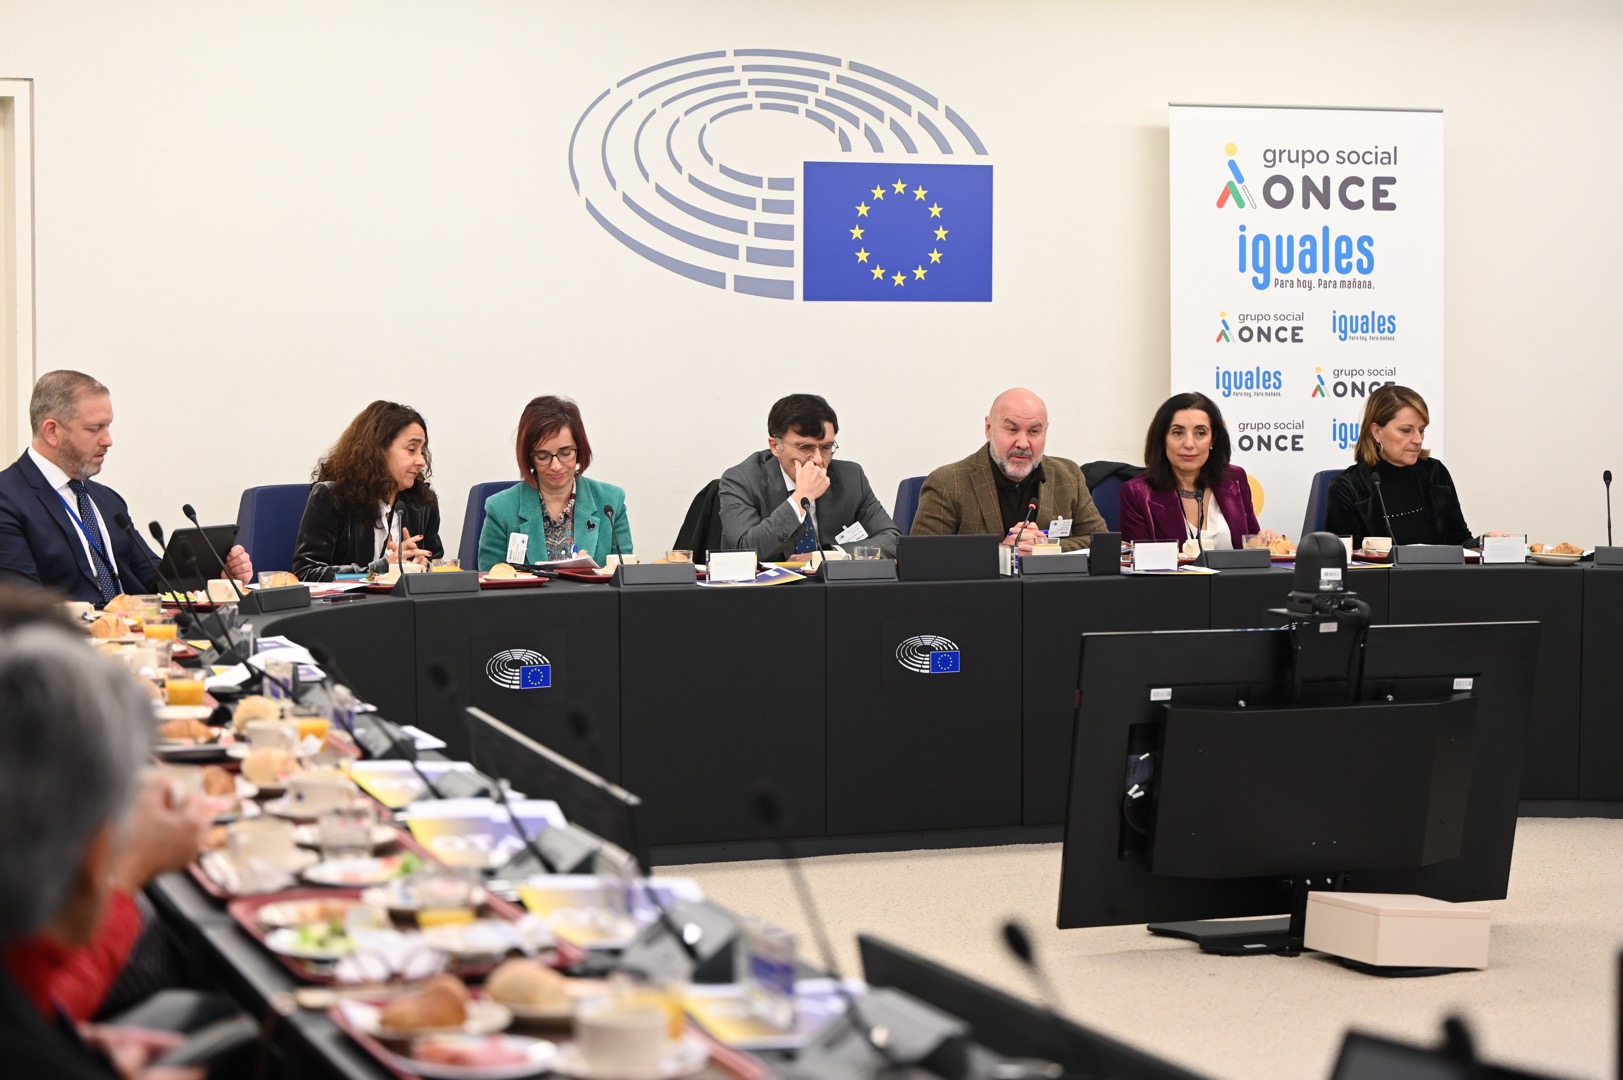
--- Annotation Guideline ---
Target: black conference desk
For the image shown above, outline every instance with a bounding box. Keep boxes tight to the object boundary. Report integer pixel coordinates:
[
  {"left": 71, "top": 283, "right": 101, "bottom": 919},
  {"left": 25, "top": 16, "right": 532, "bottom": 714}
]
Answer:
[{"left": 258, "top": 564, "right": 1619, "bottom": 856}]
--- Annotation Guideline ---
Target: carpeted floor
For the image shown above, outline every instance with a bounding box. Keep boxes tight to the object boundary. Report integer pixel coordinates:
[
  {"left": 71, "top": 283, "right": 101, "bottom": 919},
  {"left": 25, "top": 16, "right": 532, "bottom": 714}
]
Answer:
[{"left": 671, "top": 817, "right": 1622, "bottom": 1080}]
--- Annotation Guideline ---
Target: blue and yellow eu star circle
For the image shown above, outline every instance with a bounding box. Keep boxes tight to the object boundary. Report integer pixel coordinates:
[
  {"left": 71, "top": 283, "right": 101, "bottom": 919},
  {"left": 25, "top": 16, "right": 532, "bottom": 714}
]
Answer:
[{"left": 803, "top": 162, "right": 993, "bottom": 302}]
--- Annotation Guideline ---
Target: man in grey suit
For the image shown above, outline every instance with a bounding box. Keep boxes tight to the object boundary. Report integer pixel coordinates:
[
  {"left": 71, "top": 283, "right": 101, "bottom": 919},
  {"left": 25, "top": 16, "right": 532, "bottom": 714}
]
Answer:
[{"left": 719, "top": 394, "right": 900, "bottom": 561}]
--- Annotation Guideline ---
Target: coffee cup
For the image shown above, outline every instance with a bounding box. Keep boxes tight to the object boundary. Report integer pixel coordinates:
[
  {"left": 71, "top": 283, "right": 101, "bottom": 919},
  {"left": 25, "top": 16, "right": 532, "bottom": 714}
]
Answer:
[
  {"left": 286, "top": 770, "right": 354, "bottom": 816},
  {"left": 62, "top": 601, "right": 96, "bottom": 622},
  {"left": 575, "top": 998, "right": 667, "bottom": 1072},
  {"left": 227, "top": 817, "right": 299, "bottom": 867},
  {"left": 245, "top": 719, "right": 297, "bottom": 752},
  {"left": 1364, "top": 536, "right": 1393, "bottom": 555}
]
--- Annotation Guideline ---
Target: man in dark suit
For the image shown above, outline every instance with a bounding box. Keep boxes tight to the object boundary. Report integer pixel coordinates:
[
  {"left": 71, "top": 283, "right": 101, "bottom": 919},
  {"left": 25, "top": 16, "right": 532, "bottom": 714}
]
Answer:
[
  {"left": 719, "top": 393, "right": 900, "bottom": 561},
  {"left": 0, "top": 370, "right": 252, "bottom": 603}
]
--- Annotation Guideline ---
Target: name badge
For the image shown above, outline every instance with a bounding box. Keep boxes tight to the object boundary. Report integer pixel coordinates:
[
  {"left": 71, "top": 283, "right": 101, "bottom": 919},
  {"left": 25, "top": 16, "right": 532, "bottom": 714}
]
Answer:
[
  {"left": 505, "top": 533, "right": 529, "bottom": 563},
  {"left": 834, "top": 521, "right": 869, "bottom": 544},
  {"left": 1047, "top": 517, "right": 1072, "bottom": 538}
]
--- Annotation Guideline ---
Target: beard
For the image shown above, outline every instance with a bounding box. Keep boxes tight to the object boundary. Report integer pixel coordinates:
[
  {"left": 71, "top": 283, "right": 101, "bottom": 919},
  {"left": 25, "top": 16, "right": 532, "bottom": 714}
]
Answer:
[
  {"left": 59, "top": 443, "right": 103, "bottom": 481},
  {"left": 991, "top": 444, "right": 1038, "bottom": 481}
]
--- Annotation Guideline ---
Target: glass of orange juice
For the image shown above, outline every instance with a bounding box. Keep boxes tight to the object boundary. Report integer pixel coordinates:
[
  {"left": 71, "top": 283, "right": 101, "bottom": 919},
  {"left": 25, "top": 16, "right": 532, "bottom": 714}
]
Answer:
[
  {"left": 166, "top": 676, "right": 206, "bottom": 706},
  {"left": 291, "top": 704, "right": 331, "bottom": 748},
  {"left": 142, "top": 616, "right": 178, "bottom": 642}
]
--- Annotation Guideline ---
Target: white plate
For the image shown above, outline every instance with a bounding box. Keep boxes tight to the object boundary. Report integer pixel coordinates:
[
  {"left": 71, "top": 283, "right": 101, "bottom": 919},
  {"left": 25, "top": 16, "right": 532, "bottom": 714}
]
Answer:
[
  {"left": 265, "top": 925, "right": 357, "bottom": 962},
  {"left": 262, "top": 796, "right": 324, "bottom": 820},
  {"left": 553, "top": 1033, "right": 709, "bottom": 1080},
  {"left": 1529, "top": 551, "right": 1582, "bottom": 566},
  {"left": 346, "top": 998, "right": 514, "bottom": 1041},
  {"left": 302, "top": 857, "right": 406, "bottom": 887},
  {"left": 155, "top": 704, "right": 216, "bottom": 721},
  {"left": 294, "top": 824, "right": 398, "bottom": 851},
  {"left": 199, "top": 848, "right": 319, "bottom": 895},
  {"left": 419, "top": 918, "right": 553, "bottom": 959},
  {"left": 256, "top": 897, "right": 365, "bottom": 930},
  {"left": 392, "top": 1035, "right": 557, "bottom": 1080},
  {"left": 362, "top": 882, "right": 488, "bottom": 915}
]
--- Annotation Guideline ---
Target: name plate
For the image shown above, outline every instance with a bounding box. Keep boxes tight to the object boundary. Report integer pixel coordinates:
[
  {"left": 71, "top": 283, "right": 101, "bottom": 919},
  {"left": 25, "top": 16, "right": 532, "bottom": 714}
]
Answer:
[
  {"left": 1196, "top": 548, "right": 1271, "bottom": 570},
  {"left": 1480, "top": 536, "right": 1526, "bottom": 564},
  {"left": 1133, "top": 542, "right": 1179, "bottom": 572},
  {"left": 707, "top": 550, "right": 758, "bottom": 584}
]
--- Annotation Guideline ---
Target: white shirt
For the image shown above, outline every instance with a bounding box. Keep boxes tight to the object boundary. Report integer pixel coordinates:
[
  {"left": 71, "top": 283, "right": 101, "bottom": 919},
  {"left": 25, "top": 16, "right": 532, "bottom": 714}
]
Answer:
[
  {"left": 1183, "top": 495, "right": 1233, "bottom": 550},
  {"left": 28, "top": 446, "right": 121, "bottom": 581},
  {"left": 781, "top": 466, "right": 820, "bottom": 539},
  {"left": 373, "top": 501, "right": 397, "bottom": 564}
]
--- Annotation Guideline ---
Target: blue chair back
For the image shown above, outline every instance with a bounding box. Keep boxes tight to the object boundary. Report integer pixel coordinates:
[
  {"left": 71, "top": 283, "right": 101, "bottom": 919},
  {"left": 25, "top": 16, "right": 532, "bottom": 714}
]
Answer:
[
  {"left": 1089, "top": 474, "right": 1128, "bottom": 533},
  {"left": 1301, "top": 469, "right": 1341, "bottom": 538},
  {"left": 234, "top": 484, "right": 312, "bottom": 575},
  {"left": 893, "top": 475, "right": 926, "bottom": 535},
  {"left": 459, "top": 481, "right": 516, "bottom": 569}
]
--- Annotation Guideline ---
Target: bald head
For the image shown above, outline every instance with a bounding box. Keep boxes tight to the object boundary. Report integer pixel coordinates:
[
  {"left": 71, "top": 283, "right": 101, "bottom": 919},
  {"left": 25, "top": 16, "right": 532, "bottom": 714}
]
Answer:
[{"left": 986, "top": 388, "right": 1049, "bottom": 481}]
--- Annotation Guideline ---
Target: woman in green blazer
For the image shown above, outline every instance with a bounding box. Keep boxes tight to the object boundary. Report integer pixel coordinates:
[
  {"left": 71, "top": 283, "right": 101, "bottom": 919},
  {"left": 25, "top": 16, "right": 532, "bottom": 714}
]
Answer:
[{"left": 478, "top": 396, "right": 633, "bottom": 570}]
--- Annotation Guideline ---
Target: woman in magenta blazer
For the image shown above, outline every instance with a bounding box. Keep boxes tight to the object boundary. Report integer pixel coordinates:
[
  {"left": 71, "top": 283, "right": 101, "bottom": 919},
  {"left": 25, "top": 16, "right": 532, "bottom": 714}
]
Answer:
[{"left": 1118, "top": 392, "right": 1278, "bottom": 550}]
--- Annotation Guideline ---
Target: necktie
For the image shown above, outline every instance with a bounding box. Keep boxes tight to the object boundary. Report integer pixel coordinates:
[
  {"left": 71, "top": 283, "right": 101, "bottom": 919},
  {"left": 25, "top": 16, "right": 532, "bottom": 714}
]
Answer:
[
  {"left": 792, "top": 509, "right": 820, "bottom": 555},
  {"left": 68, "top": 479, "right": 119, "bottom": 602}
]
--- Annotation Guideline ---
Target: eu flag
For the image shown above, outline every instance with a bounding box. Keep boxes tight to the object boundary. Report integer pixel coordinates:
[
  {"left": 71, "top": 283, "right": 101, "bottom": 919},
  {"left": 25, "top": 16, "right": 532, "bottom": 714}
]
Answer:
[
  {"left": 519, "top": 664, "right": 552, "bottom": 689},
  {"left": 929, "top": 651, "right": 961, "bottom": 674},
  {"left": 803, "top": 162, "right": 992, "bottom": 302}
]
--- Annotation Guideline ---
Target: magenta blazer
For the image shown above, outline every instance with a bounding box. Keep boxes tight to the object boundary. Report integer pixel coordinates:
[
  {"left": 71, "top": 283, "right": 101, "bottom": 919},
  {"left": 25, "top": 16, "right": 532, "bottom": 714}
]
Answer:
[{"left": 1118, "top": 465, "right": 1262, "bottom": 549}]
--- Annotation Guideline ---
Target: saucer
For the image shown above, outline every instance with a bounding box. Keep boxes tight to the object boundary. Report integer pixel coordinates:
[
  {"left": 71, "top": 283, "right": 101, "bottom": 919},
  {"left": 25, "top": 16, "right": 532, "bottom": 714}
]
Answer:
[{"left": 553, "top": 1033, "right": 709, "bottom": 1080}]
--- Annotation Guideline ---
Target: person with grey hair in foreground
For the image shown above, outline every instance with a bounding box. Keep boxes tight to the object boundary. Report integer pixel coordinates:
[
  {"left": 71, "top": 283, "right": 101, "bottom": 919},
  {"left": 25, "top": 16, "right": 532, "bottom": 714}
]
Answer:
[{"left": 0, "top": 622, "right": 204, "bottom": 1079}]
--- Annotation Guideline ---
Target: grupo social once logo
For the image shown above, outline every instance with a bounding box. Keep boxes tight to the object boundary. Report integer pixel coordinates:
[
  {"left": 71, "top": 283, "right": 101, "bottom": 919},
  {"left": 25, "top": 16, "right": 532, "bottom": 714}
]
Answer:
[
  {"left": 486, "top": 649, "right": 552, "bottom": 690},
  {"left": 895, "top": 635, "right": 961, "bottom": 675}
]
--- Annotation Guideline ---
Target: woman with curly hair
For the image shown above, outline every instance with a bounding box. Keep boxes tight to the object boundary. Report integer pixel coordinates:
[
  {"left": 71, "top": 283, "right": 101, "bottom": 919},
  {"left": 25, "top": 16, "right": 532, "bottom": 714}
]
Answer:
[{"left": 292, "top": 401, "right": 444, "bottom": 581}]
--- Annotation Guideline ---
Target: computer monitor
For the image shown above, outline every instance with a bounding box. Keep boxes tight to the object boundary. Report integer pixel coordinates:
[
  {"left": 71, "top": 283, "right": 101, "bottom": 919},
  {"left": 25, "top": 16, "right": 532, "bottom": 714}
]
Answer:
[
  {"left": 858, "top": 934, "right": 1209, "bottom": 1080},
  {"left": 1056, "top": 620, "right": 1539, "bottom": 952},
  {"left": 464, "top": 706, "right": 647, "bottom": 872},
  {"left": 159, "top": 524, "right": 239, "bottom": 590}
]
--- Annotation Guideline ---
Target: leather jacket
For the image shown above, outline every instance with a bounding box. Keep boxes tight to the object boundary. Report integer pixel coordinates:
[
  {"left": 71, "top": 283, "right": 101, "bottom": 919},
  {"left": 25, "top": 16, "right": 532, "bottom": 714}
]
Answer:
[{"left": 292, "top": 480, "right": 442, "bottom": 581}]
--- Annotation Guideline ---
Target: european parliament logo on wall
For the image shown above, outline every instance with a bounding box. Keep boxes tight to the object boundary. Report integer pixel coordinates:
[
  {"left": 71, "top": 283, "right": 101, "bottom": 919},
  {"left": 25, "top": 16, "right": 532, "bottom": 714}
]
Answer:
[
  {"left": 896, "top": 635, "right": 961, "bottom": 675},
  {"left": 486, "top": 649, "right": 552, "bottom": 690},
  {"left": 569, "top": 48, "right": 993, "bottom": 302}
]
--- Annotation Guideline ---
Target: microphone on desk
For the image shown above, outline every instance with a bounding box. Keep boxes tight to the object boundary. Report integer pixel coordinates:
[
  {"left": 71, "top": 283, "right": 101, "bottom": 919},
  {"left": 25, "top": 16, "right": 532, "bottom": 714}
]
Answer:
[
  {"left": 800, "top": 497, "right": 825, "bottom": 567},
  {"left": 603, "top": 505, "right": 625, "bottom": 565},
  {"left": 181, "top": 503, "right": 246, "bottom": 602},
  {"left": 751, "top": 782, "right": 903, "bottom": 1071},
  {"left": 1371, "top": 472, "right": 1396, "bottom": 540},
  {"left": 142, "top": 518, "right": 255, "bottom": 668},
  {"left": 1605, "top": 470, "right": 1613, "bottom": 547},
  {"left": 1001, "top": 920, "right": 1086, "bottom": 1079}
]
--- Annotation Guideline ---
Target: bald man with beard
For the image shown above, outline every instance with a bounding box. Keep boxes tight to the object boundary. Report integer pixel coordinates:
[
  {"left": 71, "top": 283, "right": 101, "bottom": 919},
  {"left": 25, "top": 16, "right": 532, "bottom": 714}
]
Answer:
[{"left": 910, "top": 388, "right": 1106, "bottom": 554}]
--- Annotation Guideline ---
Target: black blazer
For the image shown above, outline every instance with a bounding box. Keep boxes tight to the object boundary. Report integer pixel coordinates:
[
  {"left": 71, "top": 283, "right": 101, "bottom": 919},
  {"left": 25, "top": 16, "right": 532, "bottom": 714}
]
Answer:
[
  {"left": 292, "top": 481, "right": 443, "bottom": 582},
  {"left": 0, "top": 451, "right": 159, "bottom": 603},
  {"left": 1324, "top": 457, "right": 1473, "bottom": 548}
]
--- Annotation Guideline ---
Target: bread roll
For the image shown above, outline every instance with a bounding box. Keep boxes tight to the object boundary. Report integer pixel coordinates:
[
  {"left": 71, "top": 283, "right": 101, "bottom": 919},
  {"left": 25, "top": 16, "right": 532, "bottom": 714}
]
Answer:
[
  {"left": 103, "top": 594, "right": 137, "bottom": 614},
  {"left": 231, "top": 694, "right": 282, "bottom": 733},
  {"left": 158, "top": 717, "right": 214, "bottom": 743},
  {"left": 486, "top": 562, "right": 518, "bottom": 579},
  {"left": 201, "top": 765, "right": 236, "bottom": 796},
  {"left": 88, "top": 613, "right": 125, "bottom": 639},
  {"left": 241, "top": 747, "right": 299, "bottom": 787},
  {"left": 485, "top": 958, "right": 569, "bottom": 1009},
  {"left": 379, "top": 974, "right": 469, "bottom": 1032}
]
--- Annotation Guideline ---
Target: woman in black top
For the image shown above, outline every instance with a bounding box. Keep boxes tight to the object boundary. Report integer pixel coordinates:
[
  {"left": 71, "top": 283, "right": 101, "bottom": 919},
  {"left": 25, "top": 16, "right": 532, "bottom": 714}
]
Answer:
[
  {"left": 292, "top": 401, "right": 444, "bottom": 581},
  {"left": 1325, "top": 385, "right": 1486, "bottom": 549}
]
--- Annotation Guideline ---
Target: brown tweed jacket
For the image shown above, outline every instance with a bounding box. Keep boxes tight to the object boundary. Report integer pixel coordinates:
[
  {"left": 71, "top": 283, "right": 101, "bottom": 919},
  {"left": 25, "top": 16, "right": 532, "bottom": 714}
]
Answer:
[{"left": 911, "top": 446, "right": 1106, "bottom": 552}]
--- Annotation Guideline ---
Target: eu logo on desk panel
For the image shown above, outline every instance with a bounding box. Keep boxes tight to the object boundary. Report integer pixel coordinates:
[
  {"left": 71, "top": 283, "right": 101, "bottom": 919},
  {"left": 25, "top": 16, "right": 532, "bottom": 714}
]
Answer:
[
  {"left": 486, "top": 649, "right": 553, "bottom": 691},
  {"left": 896, "top": 635, "right": 962, "bottom": 675},
  {"left": 567, "top": 49, "right": 991, "bottom": 301}
]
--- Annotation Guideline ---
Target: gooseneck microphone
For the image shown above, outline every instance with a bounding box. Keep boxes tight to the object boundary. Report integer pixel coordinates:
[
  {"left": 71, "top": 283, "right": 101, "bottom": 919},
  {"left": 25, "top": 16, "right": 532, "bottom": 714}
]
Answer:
[
  {"left": 603, "top": 505, "right": 624, "bottom": 565},
  {"left": 1015, "top": 499, "right": 1038, "bottom": 547},
  {"left": 114, "top": 512, "right": 166, "bottom": 597},
  {"left": 1000, "top": 920, "right": 1084, "bottom": 1080},
  {"left": 181, "top": 503, "right": 246, "bottom": 601},
  {"left": 1605, "top": 470, "right": 1614, "bottom": 547},
  {"left": 310, "top": 643, "right": 446, "bottom": 799},
  {"left": 1370, "top": 472, "right": 1396, "bottom": 540},
  {"left": 143, "top": 518, "right": 254, "bottom": 668},
  {"left": 395, "top": 505, "right": 408, "bottom": 577}
]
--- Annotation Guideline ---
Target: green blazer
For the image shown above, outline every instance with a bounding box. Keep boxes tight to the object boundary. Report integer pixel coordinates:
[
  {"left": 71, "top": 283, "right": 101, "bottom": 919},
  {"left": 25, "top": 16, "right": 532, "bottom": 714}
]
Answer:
[{"left": 477, "top": 475, "right": 632, "bottom": 570}]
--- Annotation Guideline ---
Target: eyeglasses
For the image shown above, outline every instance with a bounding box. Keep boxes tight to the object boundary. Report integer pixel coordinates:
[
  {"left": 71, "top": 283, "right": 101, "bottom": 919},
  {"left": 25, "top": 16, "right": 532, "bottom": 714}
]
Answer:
[
  {"left": 779, "top": 440, "right": 838, "bottom": 457},
  {"left": 531, "top": 447, "right": 579, "bottom": 467}
]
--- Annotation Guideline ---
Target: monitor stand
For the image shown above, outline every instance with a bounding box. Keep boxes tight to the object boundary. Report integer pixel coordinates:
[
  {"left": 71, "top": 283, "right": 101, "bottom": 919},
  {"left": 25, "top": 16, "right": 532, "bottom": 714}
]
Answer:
[{"left": 1147, "top": 916, "right": 1298, "bottom": 955}]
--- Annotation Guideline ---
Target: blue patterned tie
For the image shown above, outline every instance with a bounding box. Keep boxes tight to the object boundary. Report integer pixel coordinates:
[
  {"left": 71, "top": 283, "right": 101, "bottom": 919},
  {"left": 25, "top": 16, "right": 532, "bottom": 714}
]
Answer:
[
  {"left": 68, "top": 479, "right": 119, "bottom": 602},
  {"left": 791, "top": 511, "right": 819, "bottom": 555}
]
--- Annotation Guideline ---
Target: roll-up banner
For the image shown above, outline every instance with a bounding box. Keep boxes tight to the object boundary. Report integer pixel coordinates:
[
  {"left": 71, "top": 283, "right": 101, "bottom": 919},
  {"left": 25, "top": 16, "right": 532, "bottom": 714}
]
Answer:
[{"left": 1169, "top": 104, "right": 1443, "bottom": 540}]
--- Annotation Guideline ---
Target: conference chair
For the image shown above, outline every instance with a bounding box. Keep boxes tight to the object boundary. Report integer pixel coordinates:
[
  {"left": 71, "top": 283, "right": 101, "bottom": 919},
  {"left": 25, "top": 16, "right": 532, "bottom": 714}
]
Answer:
[
  {"left": 234, "top": 483, "right": 312, "bottom": 575},
  {"left": 673, "top": 478, "right": 724, "bottom": 563},
  {"left": 892, "top": 475, "right": 926, "bottom": 534},
  {"left": 458, "top": 481, "right": 516, "bottom": 569},
  {"left": 1080, "top": 461, "right": 1145, "bottom": 533},
  {"left": 1300, "top": 468, "right": 1341, "bottom": 538}
]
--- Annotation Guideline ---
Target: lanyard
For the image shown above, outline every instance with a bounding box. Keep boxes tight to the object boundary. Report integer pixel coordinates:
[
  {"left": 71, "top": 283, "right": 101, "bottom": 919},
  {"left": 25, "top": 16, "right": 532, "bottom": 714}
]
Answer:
[{"left": 56, "top": 488, "right": 119, "bottom": 583}]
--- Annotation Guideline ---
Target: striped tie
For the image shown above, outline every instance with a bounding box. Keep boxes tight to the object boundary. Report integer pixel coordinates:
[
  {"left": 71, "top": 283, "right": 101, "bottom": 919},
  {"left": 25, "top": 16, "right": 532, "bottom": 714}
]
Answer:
[{"left": 68, "top": 479, "right": 119, "bottom": 602}]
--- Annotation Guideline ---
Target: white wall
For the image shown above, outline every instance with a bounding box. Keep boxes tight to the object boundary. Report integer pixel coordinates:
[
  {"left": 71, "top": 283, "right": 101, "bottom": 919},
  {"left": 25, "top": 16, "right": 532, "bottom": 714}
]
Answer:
[{"left": 1, "top": 0, "right": 1618, "bottom": 556}]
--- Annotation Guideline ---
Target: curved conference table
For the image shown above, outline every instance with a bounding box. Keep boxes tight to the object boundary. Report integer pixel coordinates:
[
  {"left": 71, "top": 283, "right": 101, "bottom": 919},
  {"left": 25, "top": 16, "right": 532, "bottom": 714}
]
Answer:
[{"left": 257, "top": 563, "right": 1623, "bottom": 861}]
